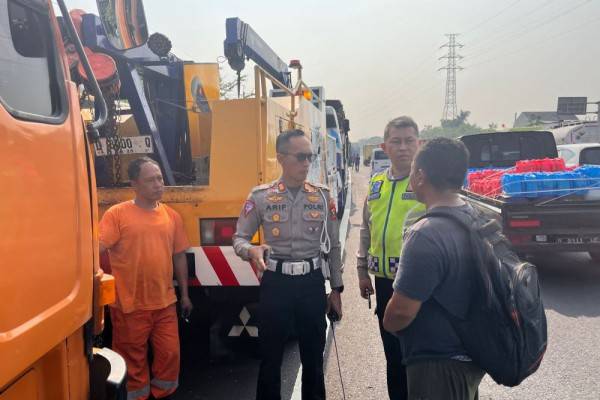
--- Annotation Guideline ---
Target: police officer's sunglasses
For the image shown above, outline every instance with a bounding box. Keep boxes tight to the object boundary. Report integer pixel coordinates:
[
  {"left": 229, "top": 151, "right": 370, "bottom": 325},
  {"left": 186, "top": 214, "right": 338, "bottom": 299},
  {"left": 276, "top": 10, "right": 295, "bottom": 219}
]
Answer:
[{"left": 279, "top": 152, "right": 316, "bottom": 162}]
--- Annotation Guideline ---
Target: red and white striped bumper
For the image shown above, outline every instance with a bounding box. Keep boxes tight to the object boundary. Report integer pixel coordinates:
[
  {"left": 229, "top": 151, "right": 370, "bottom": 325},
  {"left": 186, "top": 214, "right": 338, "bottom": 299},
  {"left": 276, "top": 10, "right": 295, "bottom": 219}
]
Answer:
[{"left": 187, "top": 246, "right": 260, "bottom": 287}]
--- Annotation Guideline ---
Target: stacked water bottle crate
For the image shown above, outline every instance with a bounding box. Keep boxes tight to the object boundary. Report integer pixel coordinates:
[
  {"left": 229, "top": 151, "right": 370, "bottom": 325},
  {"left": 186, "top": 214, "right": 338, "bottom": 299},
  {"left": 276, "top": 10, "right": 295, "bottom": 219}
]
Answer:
[{"left": 466, "top": 158, "right": 600, "bottom": 199}]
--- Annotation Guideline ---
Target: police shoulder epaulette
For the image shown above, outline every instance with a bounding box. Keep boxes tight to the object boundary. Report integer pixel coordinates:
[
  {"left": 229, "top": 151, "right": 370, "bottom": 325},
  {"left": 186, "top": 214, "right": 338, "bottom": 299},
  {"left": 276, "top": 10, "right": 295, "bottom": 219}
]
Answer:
[
  {"left": 251, "top": 182, "right": 275, "bottom": 193},
  {"left": 305, "top": 181, "right": 329, "bottom": 192}
]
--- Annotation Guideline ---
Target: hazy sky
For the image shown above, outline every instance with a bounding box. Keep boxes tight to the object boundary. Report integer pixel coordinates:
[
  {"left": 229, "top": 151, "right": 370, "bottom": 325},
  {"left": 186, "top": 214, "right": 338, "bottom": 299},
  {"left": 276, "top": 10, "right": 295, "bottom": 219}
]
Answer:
[{"left": 64, "top": 0, "right": 600, "bottom": 141}]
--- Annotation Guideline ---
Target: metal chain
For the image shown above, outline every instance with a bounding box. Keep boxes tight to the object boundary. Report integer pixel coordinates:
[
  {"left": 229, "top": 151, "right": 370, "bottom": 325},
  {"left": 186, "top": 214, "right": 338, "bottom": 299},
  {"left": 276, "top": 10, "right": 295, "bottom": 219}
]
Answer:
[{"left": 99, "top": 79, "right": 121, "bottom": 185}]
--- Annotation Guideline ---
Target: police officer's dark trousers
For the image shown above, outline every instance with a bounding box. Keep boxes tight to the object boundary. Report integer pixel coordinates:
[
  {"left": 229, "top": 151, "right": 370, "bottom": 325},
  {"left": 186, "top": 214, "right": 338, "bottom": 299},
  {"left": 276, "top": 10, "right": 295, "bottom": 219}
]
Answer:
[
  {"left": 375, "top": 276, "right": 408, "bottom": 400},
  {"left": 257, "top": 269, "right": 327, "bottom": 400}
]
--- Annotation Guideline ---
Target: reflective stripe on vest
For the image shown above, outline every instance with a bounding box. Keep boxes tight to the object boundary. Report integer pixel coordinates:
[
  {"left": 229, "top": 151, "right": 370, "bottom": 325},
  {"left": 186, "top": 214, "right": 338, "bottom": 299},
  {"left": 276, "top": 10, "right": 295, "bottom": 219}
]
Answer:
[{"left": 367, "top": 170, "right": 424, "bottom": 279}]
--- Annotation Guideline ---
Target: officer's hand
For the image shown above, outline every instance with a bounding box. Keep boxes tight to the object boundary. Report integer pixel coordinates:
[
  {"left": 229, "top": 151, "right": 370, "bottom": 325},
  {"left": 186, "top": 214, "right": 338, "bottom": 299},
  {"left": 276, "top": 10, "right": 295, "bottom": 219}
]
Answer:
[
  {"left": 359, "top": 277, "right": 374, "bottom": 299},
  {"left": 327, "top": 291, "right": 343, "bottom": 320},
  {"left": 180, "top": 296, "right": 194, "bottom": 319},
  {"left": 249, "top": 245, "right": 270, "bottom": 272}
]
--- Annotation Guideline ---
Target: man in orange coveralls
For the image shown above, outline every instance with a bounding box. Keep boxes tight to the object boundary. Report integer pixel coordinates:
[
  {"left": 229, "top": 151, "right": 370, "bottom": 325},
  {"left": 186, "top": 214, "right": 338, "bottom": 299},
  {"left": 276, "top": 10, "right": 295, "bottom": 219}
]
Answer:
[{"left": 99, "top": 157, "right": 193, "bottom": 400}]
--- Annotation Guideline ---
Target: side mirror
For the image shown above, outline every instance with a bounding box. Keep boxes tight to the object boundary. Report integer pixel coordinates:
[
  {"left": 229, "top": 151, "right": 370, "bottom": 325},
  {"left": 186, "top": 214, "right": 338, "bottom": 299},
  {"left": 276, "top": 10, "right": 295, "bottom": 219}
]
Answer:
[
  {"left": 96, "top": 0, "right": 149, "bottom": 50},
  {"left": 580, "top": 147, "right": 600, "bottom": 165},
  {"left": 343, "top": 119, "right": 350, "bottom": 132}
]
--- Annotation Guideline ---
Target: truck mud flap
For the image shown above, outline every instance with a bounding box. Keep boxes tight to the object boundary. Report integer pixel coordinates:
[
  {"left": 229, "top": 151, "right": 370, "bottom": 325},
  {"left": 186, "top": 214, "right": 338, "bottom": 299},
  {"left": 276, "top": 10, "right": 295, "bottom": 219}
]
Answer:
[{"left": 90, "top": 347, "right": 127, "bottom": 400}]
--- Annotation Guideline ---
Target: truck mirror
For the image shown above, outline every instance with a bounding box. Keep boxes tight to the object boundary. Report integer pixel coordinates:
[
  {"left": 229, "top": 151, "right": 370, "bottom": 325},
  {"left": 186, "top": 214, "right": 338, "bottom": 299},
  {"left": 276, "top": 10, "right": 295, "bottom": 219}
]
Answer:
[
  {"left": 96, "top": 0, "right": 149, "bottom": 50},
  {"left": 343, "top": 119, "right": 350, "bottom": 132},
  {"left": 580, "top": 147, "right": 600, "bottom": 165}
]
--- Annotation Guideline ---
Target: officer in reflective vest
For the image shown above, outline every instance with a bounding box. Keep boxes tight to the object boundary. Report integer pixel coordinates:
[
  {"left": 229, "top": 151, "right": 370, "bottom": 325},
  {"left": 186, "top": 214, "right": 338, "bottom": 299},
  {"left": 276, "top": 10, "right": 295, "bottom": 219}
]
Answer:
[
  {"left": 234, "top": 129, "right": 343, "bottom": 400},
  {"left": 357, "top": 116, "right": 424, "bottom": 400}
]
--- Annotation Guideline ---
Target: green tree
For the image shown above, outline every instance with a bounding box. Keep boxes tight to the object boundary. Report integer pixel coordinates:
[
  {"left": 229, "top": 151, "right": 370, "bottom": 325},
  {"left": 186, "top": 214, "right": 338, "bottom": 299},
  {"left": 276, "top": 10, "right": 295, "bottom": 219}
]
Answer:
[{"left": 421, "top": 110, "right": 482, "bottom": 139}]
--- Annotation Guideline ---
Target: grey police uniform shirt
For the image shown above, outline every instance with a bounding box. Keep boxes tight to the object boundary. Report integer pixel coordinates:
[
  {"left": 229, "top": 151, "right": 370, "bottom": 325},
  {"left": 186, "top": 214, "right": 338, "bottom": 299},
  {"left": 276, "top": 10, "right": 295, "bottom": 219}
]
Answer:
[{"left": 233, "top": 179, "right": 343, "bottom": 288}]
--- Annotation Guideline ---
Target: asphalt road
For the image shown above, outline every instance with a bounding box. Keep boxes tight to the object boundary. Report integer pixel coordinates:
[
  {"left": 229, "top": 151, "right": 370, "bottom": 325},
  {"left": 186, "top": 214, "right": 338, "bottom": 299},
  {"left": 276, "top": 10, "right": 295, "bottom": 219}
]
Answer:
[{"left": 175, "top": 168, "right": 600, "bottom": 400}]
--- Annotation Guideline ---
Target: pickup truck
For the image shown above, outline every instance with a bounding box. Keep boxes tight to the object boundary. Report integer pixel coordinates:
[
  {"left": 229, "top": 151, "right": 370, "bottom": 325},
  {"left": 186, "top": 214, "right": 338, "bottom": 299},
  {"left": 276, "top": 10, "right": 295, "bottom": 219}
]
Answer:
[{"left": 459, "top": 131, "right": 600, "bottom": 262}]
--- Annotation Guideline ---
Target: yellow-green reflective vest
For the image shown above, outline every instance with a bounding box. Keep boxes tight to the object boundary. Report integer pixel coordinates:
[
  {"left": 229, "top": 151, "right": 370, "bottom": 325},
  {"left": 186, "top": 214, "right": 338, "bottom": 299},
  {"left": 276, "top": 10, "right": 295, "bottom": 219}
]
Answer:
[{"left": 367, "top": 170, "right": 425, "bottom": 279}]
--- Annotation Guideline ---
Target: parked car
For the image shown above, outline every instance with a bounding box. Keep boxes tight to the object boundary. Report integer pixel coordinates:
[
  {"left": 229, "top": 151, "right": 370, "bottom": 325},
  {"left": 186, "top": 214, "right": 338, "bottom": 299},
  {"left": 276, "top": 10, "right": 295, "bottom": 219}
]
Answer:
[
  {"left": 370, "top": 148, "right": 390, "bottom": 175},
  {"left": 557, "top": 143, "right": 600, "bottom": 167}
]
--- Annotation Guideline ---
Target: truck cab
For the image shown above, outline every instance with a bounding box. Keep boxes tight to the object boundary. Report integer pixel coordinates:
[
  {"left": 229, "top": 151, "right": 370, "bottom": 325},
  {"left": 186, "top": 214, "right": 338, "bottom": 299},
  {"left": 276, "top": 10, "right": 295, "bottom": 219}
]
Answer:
[{"left": 1, "top": 0, "right": 126, "bottom": 397}]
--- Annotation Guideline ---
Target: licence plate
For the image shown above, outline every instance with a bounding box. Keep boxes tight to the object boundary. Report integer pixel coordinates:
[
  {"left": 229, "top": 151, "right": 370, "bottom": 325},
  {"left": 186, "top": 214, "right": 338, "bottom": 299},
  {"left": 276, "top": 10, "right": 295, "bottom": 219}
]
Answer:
[
  {"left": 555, "top": 236, "right": 600, "bottom": 244},
  {"left": 94, "top": 136, "right": 153, "bottom": 156}
]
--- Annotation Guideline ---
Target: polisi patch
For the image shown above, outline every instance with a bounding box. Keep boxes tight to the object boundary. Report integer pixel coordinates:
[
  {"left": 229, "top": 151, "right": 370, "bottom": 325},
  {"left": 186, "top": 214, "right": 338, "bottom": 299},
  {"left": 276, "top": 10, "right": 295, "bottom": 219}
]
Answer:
[
  {"left": 304, "top": 203, "right": 324, "bottom": 211},
  {"left": 368, "top": 180, "right": 383, "bottom": 201},
  {"left": 242, "top": 200, "right": 255, "bottom": 217},
  {"left": 328, "top": 198, "right": 337, "bottom": 221}
]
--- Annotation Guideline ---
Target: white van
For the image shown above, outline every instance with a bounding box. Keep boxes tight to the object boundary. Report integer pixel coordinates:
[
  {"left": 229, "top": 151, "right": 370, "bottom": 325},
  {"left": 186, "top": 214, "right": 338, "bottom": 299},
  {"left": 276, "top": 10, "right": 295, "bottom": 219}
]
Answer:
[{"left": 370, "top": 148, "right": 390, "bottom": 175}]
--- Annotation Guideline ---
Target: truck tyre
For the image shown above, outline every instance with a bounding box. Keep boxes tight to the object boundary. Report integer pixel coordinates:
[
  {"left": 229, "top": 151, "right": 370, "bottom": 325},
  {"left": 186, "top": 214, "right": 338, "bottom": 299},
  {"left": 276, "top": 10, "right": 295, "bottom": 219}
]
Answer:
[{"left": 588, "top": 252, "right": 600, "bottom": 264}]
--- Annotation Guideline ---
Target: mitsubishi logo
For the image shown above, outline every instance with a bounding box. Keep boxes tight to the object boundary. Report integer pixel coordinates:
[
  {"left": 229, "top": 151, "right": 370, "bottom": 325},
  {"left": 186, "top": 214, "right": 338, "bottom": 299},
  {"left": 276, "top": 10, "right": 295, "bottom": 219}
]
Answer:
[{"left": 228, "top": 307, "right": 258, "bottom": 337}]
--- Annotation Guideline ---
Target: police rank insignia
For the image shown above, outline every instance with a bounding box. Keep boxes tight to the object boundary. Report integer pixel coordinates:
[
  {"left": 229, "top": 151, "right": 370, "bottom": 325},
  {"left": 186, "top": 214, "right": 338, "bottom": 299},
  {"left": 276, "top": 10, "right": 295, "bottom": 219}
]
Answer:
[
  {"left": 307, "top": 195, "right": 320, "bottom": 203},
  {"left": 271, "top": 227, "right": 280, "bottom": 237},
  {"left": 242, "top": 200, "right": 255, "bottom": 217},
  {"left": 268, "top": 194, "right": 285, "bottom": 203}
]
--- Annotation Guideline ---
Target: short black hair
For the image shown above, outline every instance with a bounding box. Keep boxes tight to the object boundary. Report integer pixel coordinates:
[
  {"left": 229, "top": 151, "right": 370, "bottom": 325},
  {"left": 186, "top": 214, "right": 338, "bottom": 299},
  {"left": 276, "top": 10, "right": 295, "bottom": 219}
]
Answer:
[
  {"left": 384, "top": 116, "right": 419, "bottom": 140},
  {"left": 414, "top": 137, "right": 469, "bottom": 191},
  {"left": 128, "top": 157, "right": 160, "bottom": 181},
  {"left": 276, "top": 129, "right": 306, "bottom": 153}
]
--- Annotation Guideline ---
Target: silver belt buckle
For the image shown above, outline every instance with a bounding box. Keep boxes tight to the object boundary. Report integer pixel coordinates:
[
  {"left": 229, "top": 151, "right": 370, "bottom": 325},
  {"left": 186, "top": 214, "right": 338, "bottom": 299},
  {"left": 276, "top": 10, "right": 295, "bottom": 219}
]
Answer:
[{"left": 290, "top": 262, "right": 306, "bottom": 275}]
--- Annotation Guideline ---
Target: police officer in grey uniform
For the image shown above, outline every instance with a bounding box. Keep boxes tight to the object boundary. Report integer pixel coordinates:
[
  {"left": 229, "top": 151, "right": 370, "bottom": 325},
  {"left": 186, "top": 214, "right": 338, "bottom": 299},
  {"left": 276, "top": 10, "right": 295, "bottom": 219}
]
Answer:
[{"left": 233, "top": 129, "right": 344, "bottom": 400}]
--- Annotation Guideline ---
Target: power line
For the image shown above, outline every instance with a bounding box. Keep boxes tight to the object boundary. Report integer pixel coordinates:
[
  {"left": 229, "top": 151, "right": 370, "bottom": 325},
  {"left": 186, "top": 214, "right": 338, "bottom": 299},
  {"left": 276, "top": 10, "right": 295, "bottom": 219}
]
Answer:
[
  {"left": 463, "top": 14, "right": 600, "bottom": 69},
  {"left": 464, "top": 0, "right": 593, "bottom": 62},
  {"left": 462, "top": 0, "right": 522, "bottom": 37},
  {"left": 463, "top": 0, "right": 558, "bottom": 50}
]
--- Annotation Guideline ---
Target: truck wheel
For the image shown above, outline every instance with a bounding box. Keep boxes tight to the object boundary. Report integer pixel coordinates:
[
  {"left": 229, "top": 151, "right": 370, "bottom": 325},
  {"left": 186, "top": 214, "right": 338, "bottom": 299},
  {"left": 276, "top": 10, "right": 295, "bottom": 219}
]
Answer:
[{"left": 588, "top": 252, "right": 600, "bottom": 263}]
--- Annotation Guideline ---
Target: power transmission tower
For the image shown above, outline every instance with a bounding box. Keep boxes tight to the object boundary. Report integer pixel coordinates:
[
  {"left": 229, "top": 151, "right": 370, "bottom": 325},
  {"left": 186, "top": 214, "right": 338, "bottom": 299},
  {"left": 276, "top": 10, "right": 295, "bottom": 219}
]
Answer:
[{"left": 439, "top": 34, "right": 464, "bottom": 121}]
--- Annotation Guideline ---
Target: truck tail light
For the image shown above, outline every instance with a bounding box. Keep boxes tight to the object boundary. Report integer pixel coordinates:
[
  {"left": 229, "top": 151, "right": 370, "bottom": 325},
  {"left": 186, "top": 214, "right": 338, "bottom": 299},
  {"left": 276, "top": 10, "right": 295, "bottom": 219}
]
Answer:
[
  {"left": 509, "top": 219, "right": 541, "bottom": 228},
  {"left": 201, "top": 218, "right": 238, "bottom": 245}
]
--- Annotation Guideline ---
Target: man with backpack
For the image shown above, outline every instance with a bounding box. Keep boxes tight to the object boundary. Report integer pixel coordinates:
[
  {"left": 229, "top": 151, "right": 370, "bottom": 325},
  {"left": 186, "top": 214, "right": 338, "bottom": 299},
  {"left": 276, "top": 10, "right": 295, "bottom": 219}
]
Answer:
[
  {"left": 382, "top": 138, "right": 484, "bottom": 399},
  {"left": 383, "top": 137, "right": 547, "bottom": 399}
]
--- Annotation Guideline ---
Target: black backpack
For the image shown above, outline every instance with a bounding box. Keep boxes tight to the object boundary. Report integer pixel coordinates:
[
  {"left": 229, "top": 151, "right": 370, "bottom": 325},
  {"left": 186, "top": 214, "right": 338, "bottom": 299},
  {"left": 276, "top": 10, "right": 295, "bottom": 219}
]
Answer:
[{"left": 420, "top": 208, "right": 548, "bottom": 387}]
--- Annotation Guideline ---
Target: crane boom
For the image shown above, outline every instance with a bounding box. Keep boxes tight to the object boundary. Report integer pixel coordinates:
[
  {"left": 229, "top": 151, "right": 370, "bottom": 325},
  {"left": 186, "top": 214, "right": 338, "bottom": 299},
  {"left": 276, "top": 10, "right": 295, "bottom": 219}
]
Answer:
[{"left": 224, "top": 17, "right": 292, "bottom": 89}]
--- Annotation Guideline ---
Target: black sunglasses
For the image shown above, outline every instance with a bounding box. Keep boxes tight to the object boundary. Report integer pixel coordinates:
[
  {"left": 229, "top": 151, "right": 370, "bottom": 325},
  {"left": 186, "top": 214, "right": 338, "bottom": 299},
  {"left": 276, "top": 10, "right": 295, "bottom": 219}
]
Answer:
[{"left": 280, "top": 152, "right": 316, "bottom": 162}]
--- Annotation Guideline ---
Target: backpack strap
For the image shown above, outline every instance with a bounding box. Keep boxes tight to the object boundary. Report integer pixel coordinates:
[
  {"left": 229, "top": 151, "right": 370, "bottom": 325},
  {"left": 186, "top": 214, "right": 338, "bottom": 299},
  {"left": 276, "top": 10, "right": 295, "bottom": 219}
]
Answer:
[
  {"left": 416, "top": 209, "right": 495, "bottom": 306},
  {"left": 416, "top": 210, "right": 474, "bottom": 234}
]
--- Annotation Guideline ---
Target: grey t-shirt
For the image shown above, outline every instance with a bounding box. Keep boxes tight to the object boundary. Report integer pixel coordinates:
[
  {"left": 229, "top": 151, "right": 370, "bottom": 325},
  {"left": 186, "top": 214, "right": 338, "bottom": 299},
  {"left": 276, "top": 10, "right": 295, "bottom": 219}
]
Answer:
[{"left": 392, "top": 204, "right": 476, "bottom": 365}]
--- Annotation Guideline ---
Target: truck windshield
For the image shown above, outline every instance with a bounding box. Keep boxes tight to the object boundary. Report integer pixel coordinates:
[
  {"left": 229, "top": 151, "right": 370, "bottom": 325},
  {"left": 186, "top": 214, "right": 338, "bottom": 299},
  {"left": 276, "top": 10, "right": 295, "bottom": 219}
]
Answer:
[{"left": 461, "top": 132, "right": 557, "bottom": 168}]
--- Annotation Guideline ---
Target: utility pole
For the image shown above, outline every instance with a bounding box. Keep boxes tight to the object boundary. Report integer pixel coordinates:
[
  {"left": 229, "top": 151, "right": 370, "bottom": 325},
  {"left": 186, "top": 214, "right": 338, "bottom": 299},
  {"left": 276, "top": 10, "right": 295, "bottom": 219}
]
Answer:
[{"left": 439, "top": 34, "right": 464, "bottom": 121}]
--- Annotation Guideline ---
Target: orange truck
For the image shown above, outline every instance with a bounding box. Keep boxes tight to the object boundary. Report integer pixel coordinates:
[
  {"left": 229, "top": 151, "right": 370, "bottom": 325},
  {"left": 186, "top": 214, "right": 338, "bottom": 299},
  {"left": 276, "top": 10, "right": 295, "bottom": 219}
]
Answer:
[
  {"left": 0, "top": 0, "right": 128, "bottom": 398},
  {"left": 75, "top": 3, "right": 350, "bottom": 355}
]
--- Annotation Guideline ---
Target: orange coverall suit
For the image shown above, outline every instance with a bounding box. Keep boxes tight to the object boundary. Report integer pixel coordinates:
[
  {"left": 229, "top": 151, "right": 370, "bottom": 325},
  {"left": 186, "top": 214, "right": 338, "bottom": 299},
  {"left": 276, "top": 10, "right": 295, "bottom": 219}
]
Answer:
[{"left": 100, "top": 201, "right": 190, "bottom": 399}]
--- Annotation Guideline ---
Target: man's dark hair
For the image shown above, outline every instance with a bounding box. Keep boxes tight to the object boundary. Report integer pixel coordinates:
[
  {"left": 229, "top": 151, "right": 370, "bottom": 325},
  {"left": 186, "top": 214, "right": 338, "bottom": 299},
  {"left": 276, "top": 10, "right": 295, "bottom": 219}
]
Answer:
[
  {"left": 414, "top": 137, "right": 469, "bottom": 191},
  {"left": 276, "top": 129, "right": 306, "bottom": 153},
  {"left": 128, "top": 157, "right": 160, "bottom": 181},
  {"left": 384, "top": 116, "right": 419, "bottom": 140}
]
